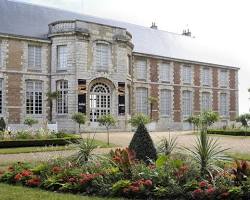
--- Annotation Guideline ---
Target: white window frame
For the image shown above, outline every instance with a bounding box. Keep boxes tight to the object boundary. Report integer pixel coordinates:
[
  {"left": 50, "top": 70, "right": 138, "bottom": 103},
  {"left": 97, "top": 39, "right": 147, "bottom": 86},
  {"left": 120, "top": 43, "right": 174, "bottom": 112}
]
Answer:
[
  {"left": 182, "top": 90, "right": 192, "bottom": 117},
  {"left": 26, "top": 80, "right": 43, "bottom": 115},
  {"left": 28, "top": 45, "right": 42, "bottom": 70},
  {"left": 57, "top": 45, "right": 67, "bottom": 70},
  {"left": 160, "top": 63, "right": 171, "bottom": 83},
  {"left": 56, "top": 80, "right": 68, "bottom": 114},
  {"left": 136, "top": 87, "right": 148, "bottom": 114},
  {"left": 136, "top": 60, "right": 147, "bottom": 80},
  {"left": 95, "top": 42, "right": 110, "bottom": 72},
  {"left": 160, "top": 89, "right": 171, "bottom": 117},
  {"left": 182, "top": 65, "right": 192, "bottom": 85},
  {"left": 201, "top": 92, "right": 211, "bottom": 111},
  {"left": 220, "top": 69, "right": 228, "bottom": 88},
  {"left": 220, "top": 93, "right": 228, "bottom": 117},
  {"left": 202, "top": 67, "right": 211, "bottom": 86}
]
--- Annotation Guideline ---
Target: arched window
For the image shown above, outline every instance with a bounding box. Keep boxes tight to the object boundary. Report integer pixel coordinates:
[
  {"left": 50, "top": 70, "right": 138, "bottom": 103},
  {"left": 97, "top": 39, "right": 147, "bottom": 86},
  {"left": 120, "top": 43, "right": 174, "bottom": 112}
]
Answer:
[
  {"left": 56, "top": 80, "right": 68, "bottom": 114},
  {"left": 90, "top": 83, "right": 111, "bottom": 122}
]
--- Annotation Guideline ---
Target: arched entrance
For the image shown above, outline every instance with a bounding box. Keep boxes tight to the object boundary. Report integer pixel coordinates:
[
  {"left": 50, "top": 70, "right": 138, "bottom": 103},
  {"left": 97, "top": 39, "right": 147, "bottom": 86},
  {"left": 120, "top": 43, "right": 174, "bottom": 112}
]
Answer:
[{"left": 89, "top": 82, "right": 111, "bottom": 122}]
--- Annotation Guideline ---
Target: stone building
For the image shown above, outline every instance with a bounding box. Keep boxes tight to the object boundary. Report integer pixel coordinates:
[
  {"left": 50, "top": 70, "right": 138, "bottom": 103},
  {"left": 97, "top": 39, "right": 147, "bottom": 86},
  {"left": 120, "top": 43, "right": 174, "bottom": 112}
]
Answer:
[{"left": 0, "top": 0, "right": 239, "bottom": 132}]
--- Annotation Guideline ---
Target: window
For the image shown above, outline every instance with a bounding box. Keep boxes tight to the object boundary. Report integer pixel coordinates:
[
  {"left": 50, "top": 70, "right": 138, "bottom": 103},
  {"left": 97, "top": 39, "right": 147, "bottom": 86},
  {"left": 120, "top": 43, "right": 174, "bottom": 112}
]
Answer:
[
  {"left": 0, "top": 42, "right": 2, "bottom": 67},
  {"left": 96, "top": 43, "right": 109, "bottom": 71},
  {"left": 202, "top": 67, "right": 211, "bottom": 86},
  {"left": 56, "top": 80, "right": 68, "bottom": 114},
  {"left": 136, "top": 60, "right": 147, "bottom": 80},
  {"left": 220, "top": 93, "right": 228, "bottom": 116},
  {"left": 182, "top": 90, "right": 192, "bottom": 117},
  {"left": 28, "top": 45, "right": 41, "bottom": 70},
  {"left": 57, "top": 45, "right": 67, "bottom": 70},
  {"left": 136, "top": 87, "right": 148, "bottom": 114},
  {"left": 127, "top": 55, "right": 132, "bottom": 75},
  {"left": 160, "top": 89, "right": 171, "bottom": 116},
  {"left": 160, "top": 63, "right": 171, "bottom": 82},
  {"left": 0, "top": 79, "right": 3, "bottom": 114},
  {"left": 26, "top": 80, "right": 43, "bottom": 114},
  {"left": 220, "top": 69, "right": 228, "bottom": 87},
  {"left": 182, "top": 65, "right": 192, "bottom": 84},
  {"left": 201, "top": 92, "right": 211, "bottom": 111}
]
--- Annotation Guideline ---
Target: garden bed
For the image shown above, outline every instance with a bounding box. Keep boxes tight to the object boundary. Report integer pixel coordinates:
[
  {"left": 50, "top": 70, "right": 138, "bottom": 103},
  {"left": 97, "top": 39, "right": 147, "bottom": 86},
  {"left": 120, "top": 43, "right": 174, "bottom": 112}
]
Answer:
[{"left": 208, "top": 129, "right": 250, "bottom": 136}]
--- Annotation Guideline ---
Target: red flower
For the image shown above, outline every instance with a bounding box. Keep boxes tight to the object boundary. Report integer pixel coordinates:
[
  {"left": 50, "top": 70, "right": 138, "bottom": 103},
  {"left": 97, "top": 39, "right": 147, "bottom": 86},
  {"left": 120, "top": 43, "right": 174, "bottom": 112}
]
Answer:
[
  {"left": 144, "top": 179, "right": 153, "bottom": 187},
  {"left": 68, "top": 177, "right": 76, "bottom": 183},
  {"left": 199, "top": 181, "right": 207, "bottom": 188},
  {"left": 21, "top": 170, "right": 32, "bottom": 177},
  {"left": 52, "top": 166, "right": 61, "bottom": 174},
  {"left": 192, "top": 189, "right": 203, "bottom": 197},
  {"left": 130, "top": 186, "right": 140, "bottom": 193},
  {"left": 205, "top": 188, "right": 215, "bottom": 195},
  {"left": 14, "top": 173, "right": 22, "bottom": 181},
  {"left": 26, "top": 177, "right": 41, "bottom": 187}
]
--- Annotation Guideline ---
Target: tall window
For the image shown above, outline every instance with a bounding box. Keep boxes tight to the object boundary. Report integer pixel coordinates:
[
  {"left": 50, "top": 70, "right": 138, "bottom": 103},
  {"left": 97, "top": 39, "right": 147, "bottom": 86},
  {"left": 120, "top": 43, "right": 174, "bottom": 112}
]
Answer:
[
  {"left": 127, "top": 54, "right": 132, "bottom": 75},
  {"left": 136, "top": 87, "right": 148, "bottom": 114},
  {"left": 220, "top": 93, "right": 228, "bottom": 116},
  {"left": 28, "top": 45, "right": 41, "bottom": 70},
  {"left": 136, "top": 60, "right": 147, "bottom": 80},
  {"left": 182, "top": 90, "right": 192, "bottom": 117},
  {"left": 160, "top": 89, "right": 171, "bottom": 116},
  {"left": 0, "top": 79, "right": 3, "bottom": 114},
  {"left": 57, "top": 45, "right": 67, "bottom": 70},
  {"left": 160, "top": 63, "right": 171, "bottom": 82},
  {"left": 0, "top": 42, "right": 2, "bottom": 67},
  {"left": 201, "top": 92, "right": 211, "bottom": 111},
  {"left": 182, "top": 65, "right": 192, "bottom": 84},
  {"left": 220, "top": 69, "right": 228, "bottom": 87},
  {"left": 56, "top": 80, "right": 68, "bottom": 114},
  {"left": 26, "top": 80, "right": 43, "bottom": 114},
  {"left": 96, "top": 43, "right": 109, "bottom": 71},
  {"left": 202, "top": 67, "right": 211, "bottom": 86}
]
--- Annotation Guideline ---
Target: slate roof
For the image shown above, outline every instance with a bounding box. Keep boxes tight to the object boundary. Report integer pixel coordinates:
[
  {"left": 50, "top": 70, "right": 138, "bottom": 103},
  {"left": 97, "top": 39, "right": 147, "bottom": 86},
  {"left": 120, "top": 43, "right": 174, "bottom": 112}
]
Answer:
[{"left": 0, "top": 0, "right": 238, "bottom": 68}]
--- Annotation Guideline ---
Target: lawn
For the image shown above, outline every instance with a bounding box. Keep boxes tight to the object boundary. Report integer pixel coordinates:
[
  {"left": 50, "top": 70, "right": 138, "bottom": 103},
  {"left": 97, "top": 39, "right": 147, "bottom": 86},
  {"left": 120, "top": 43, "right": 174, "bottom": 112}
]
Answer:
[
  {"left": 0, "top": 139, "right": 117, "bottom": 154},
  {"left": 0, "top": 183, "right": 117, "bottom": 200}
]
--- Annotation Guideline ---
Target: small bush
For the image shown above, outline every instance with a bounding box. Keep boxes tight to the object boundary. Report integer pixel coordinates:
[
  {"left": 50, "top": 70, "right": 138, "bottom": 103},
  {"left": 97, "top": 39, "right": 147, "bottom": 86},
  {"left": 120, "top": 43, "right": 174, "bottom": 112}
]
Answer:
[
  {"left": 208, "top": 129, "right": 250, "bottom": 136},
  {"left": 129, "top": 123, "right": 157, "bottom": 163},
  {"left": 128, "top": 114, "right": 151, "bottom": 127},
  {"left": 24, "top": 117, "right": 38, "bottom": 127}
]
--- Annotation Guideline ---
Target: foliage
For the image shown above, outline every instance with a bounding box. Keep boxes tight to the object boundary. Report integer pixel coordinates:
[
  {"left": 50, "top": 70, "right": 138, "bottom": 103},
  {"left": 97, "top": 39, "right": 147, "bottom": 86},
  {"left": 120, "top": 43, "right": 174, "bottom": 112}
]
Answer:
[
  {"left": 128, "top": 113, "right": 151, "bottom": 127},
  {"left": 98, "top": 114, "right": 116, "bottom": 145},
  {"left": 0, "top": 117, "right": 6, "bottom": 131},
  {"left": 231, "top": 160, "right": 249, "bottom": 185},
  {"left": 185, "top": 115, "right": 200, "bottom": 131},
  {"left": 148, "top": 96, "right": 158, "bottom": 120},
  {"left": 129, "top": 123, "right": 157, "bottom": 163},
  {"left": 236, "top": 114, "right": 250, "bottom": 136},
  {"left": 72, "top": 113, "right": 87, "bottom": 132},
  {"left": 157, "top": 134, "right": 177, "bottom": 156},
  {"left": 24, "top": 117, "right": 38, "bottom": 127},
  {"left": 208, "top": 129, "right": 250, "bottom": 136}
]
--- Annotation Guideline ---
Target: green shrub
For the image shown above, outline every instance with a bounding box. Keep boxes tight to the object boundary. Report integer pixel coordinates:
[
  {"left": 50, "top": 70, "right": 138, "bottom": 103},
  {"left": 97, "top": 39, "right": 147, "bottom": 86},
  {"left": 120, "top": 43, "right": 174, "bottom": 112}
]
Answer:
[
  {"left": 128, "top": 113, "right": 151, "bottom": 127},
  {"left": 24, "top": 117, "right": 38, "bottom": 127},
  {"left": 72, "top": 113, "right": 87, "bottom": 133},
  {"left": 129, "top": 123, "right": 157, "bottom": 163},
  {"left": 208, "top": 129, "right": 250, "bottom": 136},
  {"left": 98, "top": 114, "right": 116, "bottom": 145},
  {"left": 15, "top": 131, "right": 33, "bottom": 140}
]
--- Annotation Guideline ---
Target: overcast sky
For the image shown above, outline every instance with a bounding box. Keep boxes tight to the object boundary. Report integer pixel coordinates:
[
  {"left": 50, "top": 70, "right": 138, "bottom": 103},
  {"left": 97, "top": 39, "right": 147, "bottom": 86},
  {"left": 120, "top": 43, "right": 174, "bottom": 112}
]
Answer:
[{"left": 16, "top": 0, "right": 250, "bottom": 114}]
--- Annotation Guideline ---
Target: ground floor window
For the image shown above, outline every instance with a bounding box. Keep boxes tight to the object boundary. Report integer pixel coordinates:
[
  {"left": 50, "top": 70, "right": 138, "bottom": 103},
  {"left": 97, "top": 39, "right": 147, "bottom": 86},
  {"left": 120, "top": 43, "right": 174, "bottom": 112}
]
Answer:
[
  {"left": 220, "top": 93, "right": 228, "bottom": 116},
  {"left": 0, "top": 79, "right": 3, "bottom": 114},
  {"left": 160, "top": 89, "right": 171, "bottom": 116},
  {"left": 182, "top": 90, "right": 192, "bottom": 117},
  {"left": 201, "top": 92, "right": 211, "bottom": 111},
  {"left": 26, "top": 80, "right": 43, "bottom": 114},
  {"left": 136, "top": 87, "right": 148, "bottom": 114},
  {"left": 90, "top": 83, "right": 111, "bottom": 122},
  {"left": 56, "top": 80, "right": 68, "bottom": 114}
]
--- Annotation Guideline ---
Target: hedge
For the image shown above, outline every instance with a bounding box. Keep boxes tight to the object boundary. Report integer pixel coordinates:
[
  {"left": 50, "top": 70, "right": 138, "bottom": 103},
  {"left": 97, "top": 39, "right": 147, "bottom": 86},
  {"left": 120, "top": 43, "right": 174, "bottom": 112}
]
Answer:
[
  {"left": 0, "top": 137, "right": 80, "bottom": 148},
  {"left": 208, "top": 129, "right": 250, "bottom": 136}
]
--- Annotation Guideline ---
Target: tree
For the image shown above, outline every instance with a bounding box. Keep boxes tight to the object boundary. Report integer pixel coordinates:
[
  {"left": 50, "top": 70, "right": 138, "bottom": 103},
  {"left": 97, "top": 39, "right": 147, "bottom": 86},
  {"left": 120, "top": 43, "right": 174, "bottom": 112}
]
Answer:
[
  {"left": 185, "top": 115, "right": 200, "bottom": 132},
  {"left": 148, "top": 96, "right": 158, "bottom": 120},
  {"left": 24, "top": 117, "right": 38, "bottom": 128},
  {"left": 72, "top": 113, "right": 87, "bottom": 133},
  {"left": 46, "top": 91, "right": 59, "bottom": 122},
  {"left": 98, "top": 114, "right": 116, "bottom": 145},
  {"left": 129, "top": 123, "right": 157, "bottom": 163},
  {"left": 128, "top": 113, "right": 151, "bottom": 128},
  {"left": 236, "top": 113, "right": 250, "bottom": 136},
  {"left": 0, "top": 117, "right": 6, "bottom": 131}
]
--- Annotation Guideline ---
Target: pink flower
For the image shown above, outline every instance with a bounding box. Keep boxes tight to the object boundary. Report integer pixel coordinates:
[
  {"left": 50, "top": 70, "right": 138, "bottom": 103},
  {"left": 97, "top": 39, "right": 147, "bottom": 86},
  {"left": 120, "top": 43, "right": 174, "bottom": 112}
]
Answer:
[
  {"left": 192, "top": 189, "right": 203, "bottom": 198},
  {"left": 144, "top": 179, "right": 153, "bottom": 187},
  {"left": 199, "top": 181, "right": 207, "bottom": 188},
  {"left": 14, "top": 173, "right": 22, "bottom": 181}
]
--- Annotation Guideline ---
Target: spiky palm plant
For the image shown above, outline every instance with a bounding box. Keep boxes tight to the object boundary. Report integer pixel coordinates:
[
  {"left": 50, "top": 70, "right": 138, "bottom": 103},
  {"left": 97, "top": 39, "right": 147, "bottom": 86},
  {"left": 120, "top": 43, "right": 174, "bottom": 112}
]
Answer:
[{"left": 157, "top": 134, "right": 178, "bottom": 156}]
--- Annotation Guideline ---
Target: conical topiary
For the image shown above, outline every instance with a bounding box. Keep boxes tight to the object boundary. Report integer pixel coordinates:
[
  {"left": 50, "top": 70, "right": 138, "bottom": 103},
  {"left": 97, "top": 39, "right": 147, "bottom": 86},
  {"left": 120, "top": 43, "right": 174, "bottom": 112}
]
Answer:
[
  {"left": 0, "top": 117, "right": 6, "bottom": 131},
  {"left": 129, "top": 123, "right": 157, "bottom": 163}
]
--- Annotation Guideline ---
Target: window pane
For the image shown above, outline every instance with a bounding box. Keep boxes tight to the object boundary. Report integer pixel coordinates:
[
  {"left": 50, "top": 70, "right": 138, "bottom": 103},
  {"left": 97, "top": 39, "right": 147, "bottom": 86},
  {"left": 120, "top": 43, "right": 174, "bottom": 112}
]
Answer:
[
  {"left": 57, "top": 45, "right": 67, "bottom": 70},
  {"left": 136, "top": 87, "right": 148, "bottom": 114},
  {"left": 183, "top": 65, "right": 192, "bottom": 84},
  {"left": 160, "top": 89, "right": 171, "bottom": 116},
  {"left": 201, "top": 92, "right": 211, "bottom": 111},
  {"left": 0, "top": 79, "right": 3, "bottom": 114},
  {"left": 220, "top": 93, "right": 228, "bottom": 116},
  {"left": 136, "top": 60, "right": 147, "bottom": 80},
  {"left": 57, "top": 80, "right": 68, "bottom": 114},
  {"left": 96, "top": 43, "right": 109, "bottom": 71},
  {"left": 182, "top": 90, "right": 192, "bottom": 116},
  {"left": 28, "top": 45, "right": 41, "bottom": 69},
  {"left": 160, "top": 63, "right": 170, "bottom": 82},
  {"left": 202, "top": 68, "right": 210, "bottom": 86},
  {"left": 220, "top": 70, "right": 228, "bottom": 87}
]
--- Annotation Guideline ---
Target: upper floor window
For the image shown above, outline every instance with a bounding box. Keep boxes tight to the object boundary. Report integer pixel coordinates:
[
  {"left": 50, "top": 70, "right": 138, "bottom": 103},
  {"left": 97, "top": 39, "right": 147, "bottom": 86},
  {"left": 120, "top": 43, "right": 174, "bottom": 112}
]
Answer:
[
  {"left": 220, "top": 93, "right": 228, "bottom": 116},
  {"left": 182, "top": 90, "right": 192, "bottom": 117},
  {"left": 96, "top": 43, "right": 109, "bottom": 71},
  {"left": 56, "top": 80, "right": 68, "bottom": 114},
  {"left": 26, "top": 80, "right": 43, "bottom": 115},
  {"left": 28, "top": 45, "right": 41, "bottom": 70},
  {"left": 220, "top": 69, "right": 228, "bottom": 88},
  {"left": 202, "top": 67, "right": 211, "bottom": 86},
  {"left": 160, "top": 63, "right": 171, "bottom": 82},
  {"left": 182, "top": 65, "right": 192, "bottom": 84},
  {"left": 136, "top": 60, "right": 147, "bottom": 80},
  {"left": 136, "top": 87, "right": 148, "bottom": 114},
  {"left": 0, "top": 79, "right": 3, "bottom": 114},
  {"left": 160, "top": 89, "right": 171, "bottom": 116},
  {"left": 0, "top": 42, "right": 2, "bottom": 67},
  {"left": 127, "top": 54, "right": 132, "bottom": 75},
  {"left": 201, "top": 92, "right": 211, "bottom": 111},
  {"left": 57, "top": 45, "right": 67, "bottom": 70}
]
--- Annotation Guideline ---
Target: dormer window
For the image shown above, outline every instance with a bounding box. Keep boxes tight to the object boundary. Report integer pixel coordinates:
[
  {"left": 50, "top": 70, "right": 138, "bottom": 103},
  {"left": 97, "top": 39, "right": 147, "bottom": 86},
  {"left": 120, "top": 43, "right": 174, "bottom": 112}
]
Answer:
[{"left": 95, "top": 42, "right": 110, "bottom": 72}]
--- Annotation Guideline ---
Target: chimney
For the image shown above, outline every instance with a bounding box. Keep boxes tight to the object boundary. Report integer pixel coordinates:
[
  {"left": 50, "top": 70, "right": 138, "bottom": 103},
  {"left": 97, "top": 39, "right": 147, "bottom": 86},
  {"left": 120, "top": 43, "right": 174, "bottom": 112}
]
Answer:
[
  {"left": 182, "top": 29, "right": 192, "bottom": 36},
  {"left": 150, "top": 22, "right": 158, "bottom": 30}
]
